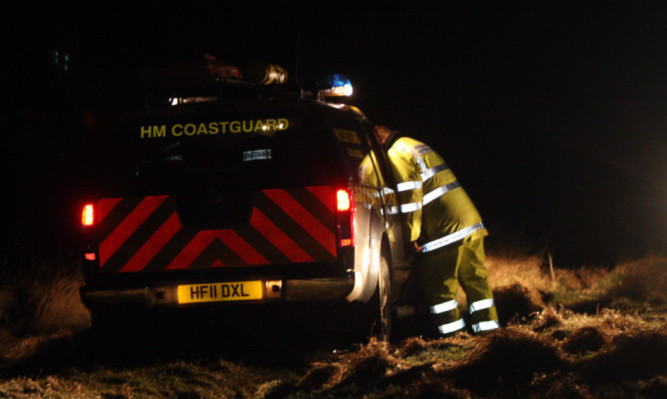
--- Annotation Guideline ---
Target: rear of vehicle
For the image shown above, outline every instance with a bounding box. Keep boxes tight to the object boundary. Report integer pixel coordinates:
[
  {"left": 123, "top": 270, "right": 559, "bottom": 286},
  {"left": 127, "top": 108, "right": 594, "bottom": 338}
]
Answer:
[{"left": 79, "top": 95, "right": 393, "bottom": 332}]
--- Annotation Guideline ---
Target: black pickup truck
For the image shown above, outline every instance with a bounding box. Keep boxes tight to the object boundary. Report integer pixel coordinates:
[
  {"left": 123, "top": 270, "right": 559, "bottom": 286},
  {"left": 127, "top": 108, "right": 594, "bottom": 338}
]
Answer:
[{"left": 79, "top": 73, "right": 412, "bottom": 341}]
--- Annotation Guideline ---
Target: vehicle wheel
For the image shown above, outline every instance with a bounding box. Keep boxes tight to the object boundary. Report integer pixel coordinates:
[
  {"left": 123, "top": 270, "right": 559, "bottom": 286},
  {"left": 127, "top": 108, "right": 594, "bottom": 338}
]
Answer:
[
  {"left": 89, "top": 309, "right": 115, "bottom": 343},
  {"left": 334, "top": 251, "right": 394, "bottom": 344},
  {"left": 374, "top": 251, "right": 393, "bottom": 342},
  {"left": 90, "top": 309, "right": 126, "bottom": 336},
  {"left": 90, "top": 309, "right": 147, "bottom": 341}
]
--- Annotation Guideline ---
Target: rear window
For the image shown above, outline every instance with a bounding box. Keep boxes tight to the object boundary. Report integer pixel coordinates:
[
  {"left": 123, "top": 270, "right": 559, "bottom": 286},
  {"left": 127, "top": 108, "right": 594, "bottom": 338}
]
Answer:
[{"left": 90, "top": 105, "right": 360, "bottom": 190}]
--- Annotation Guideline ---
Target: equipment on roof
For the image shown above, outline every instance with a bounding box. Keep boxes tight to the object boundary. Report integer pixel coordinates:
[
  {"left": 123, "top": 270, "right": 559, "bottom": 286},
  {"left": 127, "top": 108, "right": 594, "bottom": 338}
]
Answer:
[
  {"left": 317, "top": 74, "right": 354, "bottom": 98},
  {"left": 204, "top": 54, "right": 243, "bottom": 80},
  {"left": 144, "top": 55, "right": 354, "bottom": 107},
  {"left": 246, "top": 62, "right": 288, "bottom": 85}
]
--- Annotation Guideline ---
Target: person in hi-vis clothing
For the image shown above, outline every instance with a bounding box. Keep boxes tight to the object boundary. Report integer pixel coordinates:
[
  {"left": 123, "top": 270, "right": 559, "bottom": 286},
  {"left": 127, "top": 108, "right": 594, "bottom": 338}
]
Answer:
[{"left": 374, "top": 125, "right": 499, "bottom": 336}]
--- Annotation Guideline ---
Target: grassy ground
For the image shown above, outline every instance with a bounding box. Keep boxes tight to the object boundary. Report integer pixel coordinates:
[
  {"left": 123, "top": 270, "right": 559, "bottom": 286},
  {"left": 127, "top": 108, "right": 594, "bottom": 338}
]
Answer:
[{"left": 0, "top": 251, "right": 665, "bottom": 398}]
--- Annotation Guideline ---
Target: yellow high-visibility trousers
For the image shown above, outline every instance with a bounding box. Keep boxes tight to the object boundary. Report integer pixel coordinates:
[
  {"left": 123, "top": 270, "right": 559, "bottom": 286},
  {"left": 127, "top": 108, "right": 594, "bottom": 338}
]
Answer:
[{"left": 419, "top": 237, "right": 499, "bottom": 335}]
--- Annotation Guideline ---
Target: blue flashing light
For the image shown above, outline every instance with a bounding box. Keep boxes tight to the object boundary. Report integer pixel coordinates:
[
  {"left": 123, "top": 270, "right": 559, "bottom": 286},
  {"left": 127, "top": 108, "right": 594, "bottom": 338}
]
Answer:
[
  {"left": 296, "top": 74, "right": 355, "bottom": 99},
  {"left": 322, "top": 74, "right": 353, "bottom": 97},
  {"left": 331, "top": 74, "right": 350, "bottom": 88},
  {"left": 330, "top": 74, "right": 353, "bottom": 96}
]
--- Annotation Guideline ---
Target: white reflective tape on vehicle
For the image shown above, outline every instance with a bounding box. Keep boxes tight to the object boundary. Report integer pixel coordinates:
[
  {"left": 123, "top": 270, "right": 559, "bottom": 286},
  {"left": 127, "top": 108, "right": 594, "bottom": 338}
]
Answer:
[
  {"left": 420, "top": 162, "right": 449, "bottom": 181},
  {"left": 422, "top": 181, "right": 460, "bottom": 205},
  {"left": 243, "top": 149, "right": 272, "bottom": 162},
  {"left": 397, "top": 180, "right": 422, "bottom": 192},
  {"left": 400, "top": 201, "right": 422, "bottom": 213},
  {"left": 471, "top": 320, "right": 500, "bottom": 333},
  {"left": 430, "top": 299, "right": 458, "bottom": 314},
  {"left": 421, "top": 222, "right": 485, "bottom": 253},
  {"left": 469, "top": 298, "right": 494, "bottom": 314},
  {"left": 438, "top": 318, "right": 466, "bottom": 335}
]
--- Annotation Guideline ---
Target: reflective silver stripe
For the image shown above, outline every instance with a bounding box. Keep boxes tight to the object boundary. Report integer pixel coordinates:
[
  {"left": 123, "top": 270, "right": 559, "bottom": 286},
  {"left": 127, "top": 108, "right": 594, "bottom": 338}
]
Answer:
[
  {"left": 430, "top": 299, "right": 458, "bottom": 314},
  {"left": 421, "top": 222, "right": 485, "bottom": 253},
  {"left": 400, "top": 201, "right": 422, "bottom": 213},
  {"left": 414, "top": 156, "right": 429, "bottom": 179},
  {"left": 438, "top": 318, "right": 466, "bottom": 335},
  {"left": 382, "top": 187, "right": 395, "bottom": 196},
  {"left": 471, "top": 320, "right": 500, "bottom": 333},
  {"left": 420, "top": 162, "right": 449, "bottom": 181},
  {"left": 469, "top": 299, "right": 494, "bottom": 314},
  {"left": 397, "top": 180, "right": 422, "bottom": 192},
  {"left": 387, "top": 205, "right": 400, "bottom": 215},
  {"left": 422, "top": 181, "right": 460, "bottom": 205}
]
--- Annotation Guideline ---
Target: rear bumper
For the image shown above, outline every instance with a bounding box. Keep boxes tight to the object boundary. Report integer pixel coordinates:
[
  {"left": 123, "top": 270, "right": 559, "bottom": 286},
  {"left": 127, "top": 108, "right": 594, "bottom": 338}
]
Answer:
[{"left": 80, "top": 273, "right": 356, "bottom": 310}]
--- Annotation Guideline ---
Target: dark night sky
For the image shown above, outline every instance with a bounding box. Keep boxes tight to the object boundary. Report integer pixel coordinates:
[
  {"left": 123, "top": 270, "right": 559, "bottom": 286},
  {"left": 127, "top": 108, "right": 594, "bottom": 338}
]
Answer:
[{"left": 1, "top": 1, "right": 665, "bottom": 265}]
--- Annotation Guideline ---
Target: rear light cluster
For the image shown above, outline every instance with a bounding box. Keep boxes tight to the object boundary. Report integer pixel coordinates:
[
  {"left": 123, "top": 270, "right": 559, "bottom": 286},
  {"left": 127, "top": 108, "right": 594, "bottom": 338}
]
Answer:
[
  {"left": 81, "top": 203, "right": 95, "bottom": 227},
  {"left": 81, "top": 203, "right": 97, "bottom": 261},
  {"left": 336, "top": 189, "right": 351, "bottom": 212},
  {"left": 336, "top": 189, "right": 355, "bottom": 247}
]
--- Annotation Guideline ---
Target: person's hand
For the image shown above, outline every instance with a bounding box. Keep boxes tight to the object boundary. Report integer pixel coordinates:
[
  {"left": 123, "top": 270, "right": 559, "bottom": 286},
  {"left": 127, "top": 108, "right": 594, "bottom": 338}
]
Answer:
[{"left": 413, "top": 241, "right": 423, "bottom": 253}]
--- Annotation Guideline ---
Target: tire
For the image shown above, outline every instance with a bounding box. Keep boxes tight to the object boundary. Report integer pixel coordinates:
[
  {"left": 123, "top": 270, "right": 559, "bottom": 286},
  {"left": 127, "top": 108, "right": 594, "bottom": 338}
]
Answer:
[
  {"left": 89, "top": 309, "right": 128, "bottom": 340},
  {"left": 347, "top": 250, "right": 394, "bottom": 343},
  {"left": 376, "top": 251, "right": 393, "bottom": 341},
  {"left": 90, "top": 308, "right": 149, "bottom": 342},
  {"left": 365, "top": 250, "right": 393, "bottom": 342}
]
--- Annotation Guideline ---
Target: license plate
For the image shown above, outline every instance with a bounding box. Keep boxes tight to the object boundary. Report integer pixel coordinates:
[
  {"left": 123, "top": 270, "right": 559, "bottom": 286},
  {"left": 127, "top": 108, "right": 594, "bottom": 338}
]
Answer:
[{"left": 177, "top": 281, "right": 263, "bottom": 304}]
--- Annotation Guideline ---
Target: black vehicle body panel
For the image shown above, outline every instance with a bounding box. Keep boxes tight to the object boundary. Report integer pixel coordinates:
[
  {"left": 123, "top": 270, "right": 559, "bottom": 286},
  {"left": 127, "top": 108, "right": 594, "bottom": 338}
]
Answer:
[{"left": 80, "top": 87, "right": 408, "bottom": 315}]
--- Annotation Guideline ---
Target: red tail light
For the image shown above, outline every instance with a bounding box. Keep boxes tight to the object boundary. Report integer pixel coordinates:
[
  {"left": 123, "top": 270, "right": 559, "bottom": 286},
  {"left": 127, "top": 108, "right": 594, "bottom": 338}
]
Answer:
[
  {"left": 82, "top": 203, "right": 95, "bottom": 227},
  {"left": 336, "top": 189, "right": 351, "bottom": 211},
  {"left": 336, "top": 189, "right": 355, "bottom": 247}
]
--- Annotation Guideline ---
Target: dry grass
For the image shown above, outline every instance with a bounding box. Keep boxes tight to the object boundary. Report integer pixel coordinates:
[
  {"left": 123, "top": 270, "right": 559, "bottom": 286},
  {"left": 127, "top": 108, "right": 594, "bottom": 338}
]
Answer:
[
  {"left": 486, "top": 251, "right": 667, "bottom": 315},
  {"left": 611, "top": 255, "right": 667, "bottom": 307},
  {"left": 0, "top": 256, "right": 89, "bottom": 361},
  {"left": 485, "top": 252, "right": 551, "bottom": 315},
  {"left": 0, "top": 252, "right": 665, "bottom": 398}
]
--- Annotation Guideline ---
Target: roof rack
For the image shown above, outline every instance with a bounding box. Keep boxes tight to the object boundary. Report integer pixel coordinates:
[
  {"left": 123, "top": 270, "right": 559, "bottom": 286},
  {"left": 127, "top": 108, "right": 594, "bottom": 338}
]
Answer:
[{"left": 141, "top": 56, "right": 354, "bottom": 108}]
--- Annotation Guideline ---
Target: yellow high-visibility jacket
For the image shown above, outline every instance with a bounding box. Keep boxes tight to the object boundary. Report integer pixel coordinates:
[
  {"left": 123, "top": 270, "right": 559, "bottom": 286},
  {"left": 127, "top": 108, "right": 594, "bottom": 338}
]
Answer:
[{"left": 386, "top": 136, "right": 487, "bottom": 246}]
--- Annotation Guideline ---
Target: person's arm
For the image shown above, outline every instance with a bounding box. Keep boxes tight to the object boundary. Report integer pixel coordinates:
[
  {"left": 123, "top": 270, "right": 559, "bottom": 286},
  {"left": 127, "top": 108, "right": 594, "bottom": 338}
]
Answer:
[{"left": 390, "top": 149, "right": 424, "bottom": 243}]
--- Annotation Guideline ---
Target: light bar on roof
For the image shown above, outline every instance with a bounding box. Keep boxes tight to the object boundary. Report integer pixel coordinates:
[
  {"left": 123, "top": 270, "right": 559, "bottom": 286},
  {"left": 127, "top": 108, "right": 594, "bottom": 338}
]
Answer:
[{"left": 318, "top": 74, "right": 354, "bottom": 98}]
